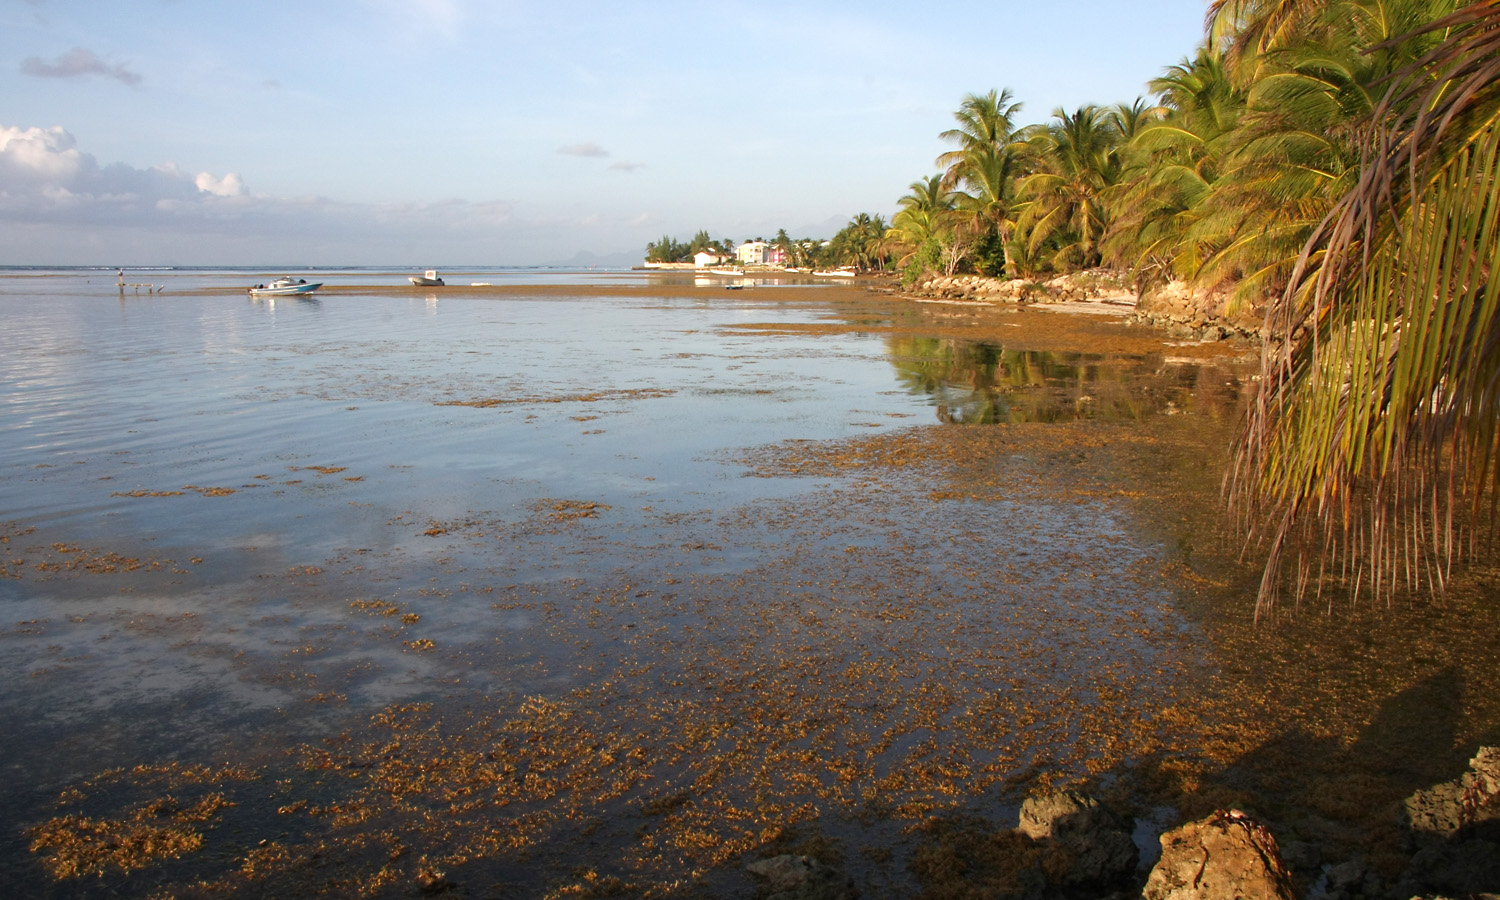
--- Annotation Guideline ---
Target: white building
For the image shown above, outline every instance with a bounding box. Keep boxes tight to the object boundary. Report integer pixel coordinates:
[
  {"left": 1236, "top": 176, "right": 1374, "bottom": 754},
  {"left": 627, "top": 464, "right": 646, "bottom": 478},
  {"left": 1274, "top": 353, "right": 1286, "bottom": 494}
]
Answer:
[
  {"left": 736, "top": 240, "right": 769, "bottom": 266},
  {"left": 693, "top": 251, "right": 726, "bottom": 268}
]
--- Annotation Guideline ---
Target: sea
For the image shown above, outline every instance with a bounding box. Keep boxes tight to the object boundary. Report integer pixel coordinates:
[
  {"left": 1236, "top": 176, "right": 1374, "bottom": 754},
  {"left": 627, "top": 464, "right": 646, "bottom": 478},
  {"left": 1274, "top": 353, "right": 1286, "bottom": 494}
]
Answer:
[{"left": 0, "top": 265, "right": 1245, "bottom": 896}]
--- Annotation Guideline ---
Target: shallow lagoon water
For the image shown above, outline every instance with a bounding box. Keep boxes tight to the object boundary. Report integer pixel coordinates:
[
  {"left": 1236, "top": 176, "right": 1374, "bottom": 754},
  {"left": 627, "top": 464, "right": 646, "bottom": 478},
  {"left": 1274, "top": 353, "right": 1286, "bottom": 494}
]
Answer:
[{"left": 0, "top": 274, "right": 1253, "bottom": 896}]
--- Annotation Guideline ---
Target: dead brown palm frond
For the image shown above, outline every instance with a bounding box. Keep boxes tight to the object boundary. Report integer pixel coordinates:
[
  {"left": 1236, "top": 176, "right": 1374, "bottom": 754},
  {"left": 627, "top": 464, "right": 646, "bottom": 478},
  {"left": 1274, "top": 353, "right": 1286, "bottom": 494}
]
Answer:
[{"left": 1232, "top": 0, "right": 1500, "bottom": 619}]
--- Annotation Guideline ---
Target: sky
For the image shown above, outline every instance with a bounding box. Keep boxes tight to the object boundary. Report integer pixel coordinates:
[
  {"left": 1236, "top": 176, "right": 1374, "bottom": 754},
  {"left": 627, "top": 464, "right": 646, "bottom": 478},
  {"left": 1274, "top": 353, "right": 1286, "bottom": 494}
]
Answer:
[{"left": 1, "top": 0, "right": 1210, "bottom": 266}]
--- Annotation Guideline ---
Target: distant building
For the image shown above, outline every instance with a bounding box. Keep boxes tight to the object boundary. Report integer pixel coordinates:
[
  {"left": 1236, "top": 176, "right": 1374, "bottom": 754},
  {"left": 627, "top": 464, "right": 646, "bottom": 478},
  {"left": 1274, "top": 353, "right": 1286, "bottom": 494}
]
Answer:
[
  {"left": 693, "top": 251, "right": 725, "bottom": 268},
  {"left": 733, "top": 241, "right": 791, "bottom": 267},
  {"left": 736, "top": 241, "right": 768, "bottom": 266}
]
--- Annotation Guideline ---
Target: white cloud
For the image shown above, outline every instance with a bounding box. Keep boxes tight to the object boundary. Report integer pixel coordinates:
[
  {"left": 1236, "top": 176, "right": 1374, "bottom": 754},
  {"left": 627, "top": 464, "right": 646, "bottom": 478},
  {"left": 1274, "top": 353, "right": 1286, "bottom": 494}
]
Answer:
[
  {"left": 0, "top": 125, "right": 87, "bottom": 181},
  {"left": 559, "top": 142, "right": 609, "bottom": 158},
  {"left": 0, "top": 125, "right": 204, "bottom": 218},
  {"left": 21, "top": 47, "right": 142, "bottom": 87},
  {"left": 0, "top": 121, "right": 539, "bottom": 263},
  {"left": 194, "top": 171, "right": 247, "bottom": 197}
]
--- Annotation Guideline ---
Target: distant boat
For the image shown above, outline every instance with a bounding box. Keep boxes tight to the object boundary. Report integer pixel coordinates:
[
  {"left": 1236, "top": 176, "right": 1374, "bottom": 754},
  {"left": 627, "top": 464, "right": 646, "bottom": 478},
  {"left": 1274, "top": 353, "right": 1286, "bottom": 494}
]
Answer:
[
  {"left": 410, "top": 269, "right": 445, "bottom": 286},
  {"left": 250, "top": 277, "right": 322, "bottom": 296},
  {"left": 812, "top": 268, "right": 857, "bottom": 278}
]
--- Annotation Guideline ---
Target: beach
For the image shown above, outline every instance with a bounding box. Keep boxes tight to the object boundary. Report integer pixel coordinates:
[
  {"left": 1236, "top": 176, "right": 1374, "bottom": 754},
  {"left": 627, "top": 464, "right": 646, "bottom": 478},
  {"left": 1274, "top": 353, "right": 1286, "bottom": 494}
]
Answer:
[{"left": 2, "top": 270, "right": 1497, "bottom": 897}]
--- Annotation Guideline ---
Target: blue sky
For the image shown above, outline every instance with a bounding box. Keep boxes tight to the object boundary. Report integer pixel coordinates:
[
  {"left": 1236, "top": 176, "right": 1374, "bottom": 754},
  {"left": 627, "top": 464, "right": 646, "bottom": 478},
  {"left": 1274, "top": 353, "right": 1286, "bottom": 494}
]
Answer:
[{"left": 1, "top": 0, "right": 1209, "bottom": 266}]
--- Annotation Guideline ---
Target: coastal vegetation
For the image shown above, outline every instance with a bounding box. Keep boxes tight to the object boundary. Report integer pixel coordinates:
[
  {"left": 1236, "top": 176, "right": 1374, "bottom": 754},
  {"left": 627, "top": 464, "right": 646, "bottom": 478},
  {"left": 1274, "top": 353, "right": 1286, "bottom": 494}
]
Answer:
[
  {"left": 890, "top": 0, "right": 1500, "bottom": 615},
  {"left": 644, "top": 230, "right": 735, "bottom": 264},
  {"left": 642, "top": 0, "right": 1500, "bottom": 615}
]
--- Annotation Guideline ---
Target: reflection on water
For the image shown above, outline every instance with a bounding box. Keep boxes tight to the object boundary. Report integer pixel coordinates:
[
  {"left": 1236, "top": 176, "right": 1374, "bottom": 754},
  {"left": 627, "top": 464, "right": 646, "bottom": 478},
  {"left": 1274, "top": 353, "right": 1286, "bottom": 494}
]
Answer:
[
  {"left": 889, "top": 336, "right": 1246, "bottom": 425},
  {"left": 0, "top": 287, "right": 1256, "bottom": 897}
]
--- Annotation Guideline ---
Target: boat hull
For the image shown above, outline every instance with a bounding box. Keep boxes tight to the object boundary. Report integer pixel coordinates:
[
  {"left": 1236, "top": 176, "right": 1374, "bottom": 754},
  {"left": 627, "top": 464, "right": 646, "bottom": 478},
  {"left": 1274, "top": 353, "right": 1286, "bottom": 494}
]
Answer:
[
  {"left": 250, "top": 282, "right": 322, "bottom": 296},
  {"left": 408, "top": 277, "right": 445, "bottom": 286}
]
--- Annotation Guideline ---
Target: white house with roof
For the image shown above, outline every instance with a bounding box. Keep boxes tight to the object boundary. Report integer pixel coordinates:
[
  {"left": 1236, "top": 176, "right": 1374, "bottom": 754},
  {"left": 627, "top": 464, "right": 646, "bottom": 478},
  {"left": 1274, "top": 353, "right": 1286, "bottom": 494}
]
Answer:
[
  {"left": 735, "top": 240, "right": 768, "bottom": 266},
  {"left": 693, "top": 251, "right": 726, "bottom": 268},
  {"left": 735, "top": 240, "right": 790, "bottom": 267}
]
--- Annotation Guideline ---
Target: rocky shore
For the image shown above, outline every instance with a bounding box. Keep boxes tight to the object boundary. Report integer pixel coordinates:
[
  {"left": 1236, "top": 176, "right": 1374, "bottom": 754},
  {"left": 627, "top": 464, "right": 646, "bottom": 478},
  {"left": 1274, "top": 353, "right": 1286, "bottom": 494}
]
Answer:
[
  {"left": 747, "top": 748, "right": 1500, "bottom": 900},
  {"left": 907, "top": 270, "right": 1265, "bottom": 343}
]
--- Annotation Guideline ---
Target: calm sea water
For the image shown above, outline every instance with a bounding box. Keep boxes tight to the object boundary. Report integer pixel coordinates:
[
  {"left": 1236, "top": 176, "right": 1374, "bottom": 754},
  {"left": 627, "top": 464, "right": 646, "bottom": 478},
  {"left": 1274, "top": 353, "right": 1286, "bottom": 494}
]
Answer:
[{"left": 0, "top": 269, "right": 1242, "bottom": 895}]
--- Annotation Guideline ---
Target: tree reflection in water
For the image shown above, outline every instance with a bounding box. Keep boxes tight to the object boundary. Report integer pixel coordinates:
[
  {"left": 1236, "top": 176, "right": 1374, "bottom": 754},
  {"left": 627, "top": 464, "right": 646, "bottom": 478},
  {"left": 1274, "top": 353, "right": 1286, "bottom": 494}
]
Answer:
[{"left": 887, "top": 336, "right": 1240, "bottom": 424}]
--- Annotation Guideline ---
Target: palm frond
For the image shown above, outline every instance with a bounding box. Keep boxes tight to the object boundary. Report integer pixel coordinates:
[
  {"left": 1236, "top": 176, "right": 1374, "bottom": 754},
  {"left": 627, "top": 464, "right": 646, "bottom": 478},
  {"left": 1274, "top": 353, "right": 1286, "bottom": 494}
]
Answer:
[{"left": 1233, "top": 0, "right": 1500, "bottom": 616}]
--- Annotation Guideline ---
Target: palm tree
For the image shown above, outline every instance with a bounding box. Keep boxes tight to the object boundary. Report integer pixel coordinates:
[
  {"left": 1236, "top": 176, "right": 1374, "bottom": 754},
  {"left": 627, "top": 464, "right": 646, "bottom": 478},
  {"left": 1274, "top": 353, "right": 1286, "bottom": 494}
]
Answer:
[
  {"left": 937, "top": 89, "right": 1030, "bottom": 276},
  {"left": 1189, "top": 0, "right": 1459, "bottom": 307},
  {"left": 937, "top": 89, "right": 1025, "bottom": 185},
  {"left": 1207, "top": 0, "right": 1330, "bottom": 87},
  {"left": 827, "top": 214, "right": 889, "bottom": 271},
  {"left": 1230, "top": 0, "right": 1500, "bottom": 614},
  {"left": 889, "top": 175, "right": 956, "bottom": 271},
  {"left": 1015, "top": 105, "right": 1125, "bottom": 271},
  {"left": 855, "top": 214, "right": 891, "bottom": 271},
  {"left": 1107, "top": 98, "right": 1163, "bottom": 143},
  {"left": 892, "top": 176, "right": 983, "bottom": 277},
  {"left": 1103, "top": 46, "right": 1245, "bottom": 287},
  {"left": 773, "top": 228, "right": 793, "bottom": 266},
  {"left": 645, "top": 235, "right": 690, "bottom": 263}
]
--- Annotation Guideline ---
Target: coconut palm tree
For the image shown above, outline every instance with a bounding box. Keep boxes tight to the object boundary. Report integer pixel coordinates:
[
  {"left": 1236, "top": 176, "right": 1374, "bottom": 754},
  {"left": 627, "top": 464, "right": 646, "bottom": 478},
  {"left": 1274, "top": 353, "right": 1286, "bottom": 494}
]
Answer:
[
  {"left": 1107, "top": 98, "right": 1163, "bottom": 143},
  {"left": 1103, "top": 46, "right": 1246, "bottom": 287},
  {"left": 889, "top": 175, "right": 957, "bottom": 272},
  {"left": 1015, "top": 105, "right": 1125, "bottom": 271},
  {"left": 1188, "top": 0, "right": 1460, "bottom": 308},
  {"left": 937, "top": 89, "right": 1026, "bottom": 187},
  {"left": 935, "top": 90, "right": 1031, "bottom": 277},
  {"left": 1230, "top": 0, "right": 1500, "bottom": 614}
]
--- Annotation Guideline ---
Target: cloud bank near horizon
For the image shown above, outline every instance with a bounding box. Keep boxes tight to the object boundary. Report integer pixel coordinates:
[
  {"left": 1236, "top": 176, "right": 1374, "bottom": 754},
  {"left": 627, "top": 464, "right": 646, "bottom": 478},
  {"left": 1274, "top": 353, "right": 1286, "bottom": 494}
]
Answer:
[{"left": 0, "top": 122, "right": 638, "bottom": 265}]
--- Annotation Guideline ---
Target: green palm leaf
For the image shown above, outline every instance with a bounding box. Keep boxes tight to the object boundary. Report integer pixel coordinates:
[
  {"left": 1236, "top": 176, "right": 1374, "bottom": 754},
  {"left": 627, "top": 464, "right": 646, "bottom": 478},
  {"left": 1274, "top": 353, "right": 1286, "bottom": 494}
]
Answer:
[{"left": 1233, "top": 0, "right": 1500, "bottom": 615}]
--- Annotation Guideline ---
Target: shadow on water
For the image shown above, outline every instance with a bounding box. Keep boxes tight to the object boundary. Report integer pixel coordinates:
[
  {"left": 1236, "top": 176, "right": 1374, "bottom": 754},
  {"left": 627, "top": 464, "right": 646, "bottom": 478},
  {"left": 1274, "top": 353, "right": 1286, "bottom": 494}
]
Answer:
[
  {"left": 905, "top": 666, "right": 1500, "bottom": 899},
  {"left": 888, "top": 337, "right": 1245, "bottom": 425}
]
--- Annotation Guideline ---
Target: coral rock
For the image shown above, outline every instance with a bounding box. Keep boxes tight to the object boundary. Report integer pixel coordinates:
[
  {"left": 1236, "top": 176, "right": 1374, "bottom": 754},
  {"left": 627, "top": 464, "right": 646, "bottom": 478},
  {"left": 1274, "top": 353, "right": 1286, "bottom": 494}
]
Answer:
[
  {"left": 1017, "top": 789, "right": 1138, "bottom": 888},
  {"left": 1143, "top": 809, "right": 1296, "bottom": 900}
]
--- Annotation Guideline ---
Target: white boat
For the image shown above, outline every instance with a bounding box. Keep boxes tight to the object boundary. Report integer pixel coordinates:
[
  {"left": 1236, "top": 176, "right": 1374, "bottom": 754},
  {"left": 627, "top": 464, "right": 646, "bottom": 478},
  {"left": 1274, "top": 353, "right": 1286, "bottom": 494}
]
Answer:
[
  {"left": 812, "top": 268, "right": 857, "bottom": 278},
  {"left": 409, "top": 269, "right": 445, "bottom": 286},
  {"left": 250, "top": 277, "right": 322, "bottom": 296}
]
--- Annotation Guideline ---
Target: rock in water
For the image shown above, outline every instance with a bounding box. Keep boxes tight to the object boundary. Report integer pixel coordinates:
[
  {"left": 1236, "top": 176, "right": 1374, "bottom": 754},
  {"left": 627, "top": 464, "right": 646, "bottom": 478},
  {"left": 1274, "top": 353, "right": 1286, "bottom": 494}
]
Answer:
[
  {"left": 1397, "top": 746, "right": 1500, "bottom": 897},
  {"left": 1017, "top": 789, "right": 1138, "bottom": 889},
  {"left": 745, "top": 854, "right": 858, "bottom": 900},
  {"left": 1143, "top": 809, "right": 1296, "bottom": 900},
  {"left": 1403, "top": 745, "right": 1500, "bottom": 844}
]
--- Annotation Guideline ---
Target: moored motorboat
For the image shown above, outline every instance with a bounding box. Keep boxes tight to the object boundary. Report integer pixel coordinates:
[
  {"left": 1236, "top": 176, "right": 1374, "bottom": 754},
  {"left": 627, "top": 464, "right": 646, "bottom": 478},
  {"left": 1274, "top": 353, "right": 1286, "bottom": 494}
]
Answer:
[
  {"left": 250, "top": 277, "right": 322, "bottom": 296},
  {"left": 409, "top": 269, "right": 445, "bottom": 286}
]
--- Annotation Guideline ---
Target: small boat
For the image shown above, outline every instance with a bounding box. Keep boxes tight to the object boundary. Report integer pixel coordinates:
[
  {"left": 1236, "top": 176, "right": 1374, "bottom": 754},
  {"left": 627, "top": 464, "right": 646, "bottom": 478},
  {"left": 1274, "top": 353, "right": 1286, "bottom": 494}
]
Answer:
[
  {"left": 409, "top": 269, "right": 445, "bottom": 286},
  {"left": 250, "top": 277, "right": 322, "bottom": 296},
  {"left": 812, "top": 268, "right": 857, "bottom": 278}
]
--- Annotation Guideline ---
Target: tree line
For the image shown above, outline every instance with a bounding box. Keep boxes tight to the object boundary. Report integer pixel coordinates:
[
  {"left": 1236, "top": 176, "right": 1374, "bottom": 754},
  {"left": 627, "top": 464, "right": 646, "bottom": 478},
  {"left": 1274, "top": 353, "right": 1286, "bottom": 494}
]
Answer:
[
  {"left": 638, "top": 1, "right": 1500, "bottom": 614},
  {"left": 876, "top": 0, "right": 1500, "bottom": 615},
  {"left": 813, "top": 0, "right": 1496, "bottom": 616},
  {"left": 646, "top": 223, "right": 893, "bottom": 270}
]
